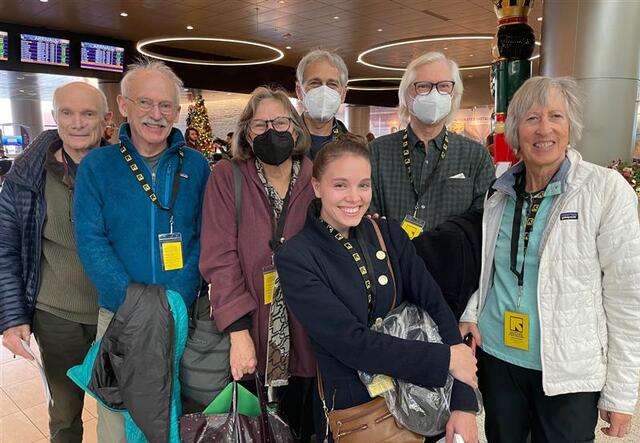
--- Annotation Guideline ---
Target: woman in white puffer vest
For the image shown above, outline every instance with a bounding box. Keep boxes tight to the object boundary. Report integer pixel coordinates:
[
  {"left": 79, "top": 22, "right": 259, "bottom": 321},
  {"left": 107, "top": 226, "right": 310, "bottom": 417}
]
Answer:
[{"left": 460, "top": 76, "right": 640, "bottom": 443}]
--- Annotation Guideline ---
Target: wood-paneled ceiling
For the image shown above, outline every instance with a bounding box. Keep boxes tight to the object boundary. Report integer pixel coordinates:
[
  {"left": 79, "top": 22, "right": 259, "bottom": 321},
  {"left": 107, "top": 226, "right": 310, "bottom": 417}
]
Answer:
[{"left": 1, "top": 0, "right": 543, "bottom": 79}]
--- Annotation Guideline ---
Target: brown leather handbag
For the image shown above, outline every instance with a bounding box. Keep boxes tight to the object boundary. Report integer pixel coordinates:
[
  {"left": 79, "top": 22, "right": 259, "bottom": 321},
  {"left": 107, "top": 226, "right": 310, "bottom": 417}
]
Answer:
[{"left": 318, "top": 220, "right": 424, "bottom": 443}]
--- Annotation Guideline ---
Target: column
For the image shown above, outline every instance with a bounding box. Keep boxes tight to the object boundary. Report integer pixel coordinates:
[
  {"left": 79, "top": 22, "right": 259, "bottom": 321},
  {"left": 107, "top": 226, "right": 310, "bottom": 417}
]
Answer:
[
  {"left": 345, "top": 105, "right": 371, "bottom": 137},
  {"left": 11, "top": 98, "right": 43, "bottom": 141},
  {"left": 541, "top": 0, "right": 640, "bottom": 166}
]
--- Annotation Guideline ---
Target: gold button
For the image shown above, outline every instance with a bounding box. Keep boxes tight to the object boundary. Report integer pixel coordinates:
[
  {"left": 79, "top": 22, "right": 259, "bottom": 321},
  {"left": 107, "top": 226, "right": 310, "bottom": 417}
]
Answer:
[
  {"left": 376, "top": 250, "right": 386, "bottom": 260},
  {"left": 378, "top": 275, "right": 389, "bottom": 286}
]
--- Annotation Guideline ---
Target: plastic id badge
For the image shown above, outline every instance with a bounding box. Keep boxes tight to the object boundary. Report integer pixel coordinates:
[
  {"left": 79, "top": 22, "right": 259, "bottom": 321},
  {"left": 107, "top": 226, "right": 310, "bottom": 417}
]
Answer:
[
  {"left": 401, "top": 215, "right": 426, "bottom": 240},
  {"left": 365, "top": 374, "right": 395, "bottom": 397},
  {"left": 158, "top": 232, "right": 184, "bottom": 271},
  {"left": 504, "top": 310, "right": 529, "bottom": 351},
  {"left": 263, "top": 265, "right": 276, "bottom": 305}
]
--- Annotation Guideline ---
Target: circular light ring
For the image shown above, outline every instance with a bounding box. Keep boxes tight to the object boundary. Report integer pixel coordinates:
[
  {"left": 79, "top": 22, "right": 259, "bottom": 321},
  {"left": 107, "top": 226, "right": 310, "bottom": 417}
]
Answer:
[
  {"left": 347, "top": 77, "right": 402, "bottom": 91},
  {"left": 357, "top": 34, "right": 541, "bottom": 72},
  {"left": 137, "top": 37, "right": 284, "bottom": 66}
]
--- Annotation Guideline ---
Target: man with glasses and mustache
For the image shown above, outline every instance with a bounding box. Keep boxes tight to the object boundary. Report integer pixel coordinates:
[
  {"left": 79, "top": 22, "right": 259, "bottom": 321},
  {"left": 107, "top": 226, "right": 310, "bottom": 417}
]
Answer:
[
  {"left": 369, "top": 51, "right": 495, "bottom": 232},
  {"left": 0, "top": 82, "right": 111, "bottom": 442},
  {"left": 73, "top": 59, "right": 210, "bottom": 441}
]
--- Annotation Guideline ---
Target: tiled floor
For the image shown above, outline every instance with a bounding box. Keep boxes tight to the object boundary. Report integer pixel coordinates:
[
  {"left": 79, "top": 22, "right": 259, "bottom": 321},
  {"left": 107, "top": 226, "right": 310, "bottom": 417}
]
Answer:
[
  {"left": 0, "top": 337, "right": 97, "bottom": 443},
  {"left": 1, "top": 337, "right": 640, "bottom": 442}
]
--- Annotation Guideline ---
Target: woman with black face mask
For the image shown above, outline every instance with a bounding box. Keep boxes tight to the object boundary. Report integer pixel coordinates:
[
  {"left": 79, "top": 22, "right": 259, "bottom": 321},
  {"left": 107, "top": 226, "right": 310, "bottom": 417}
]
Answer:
[{"left": 200, "top": 86, "right": 317, "bottom": 441}]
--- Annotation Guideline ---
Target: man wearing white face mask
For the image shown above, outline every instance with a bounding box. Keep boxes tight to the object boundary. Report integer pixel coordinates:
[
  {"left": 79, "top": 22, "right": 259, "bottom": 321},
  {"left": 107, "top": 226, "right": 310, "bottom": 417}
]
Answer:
[
  {"left": 369, "top": 51, "right": 495, "bottom": 234},
  {"left": 295, "top": 49, "right": 349, "bottom": 160}
]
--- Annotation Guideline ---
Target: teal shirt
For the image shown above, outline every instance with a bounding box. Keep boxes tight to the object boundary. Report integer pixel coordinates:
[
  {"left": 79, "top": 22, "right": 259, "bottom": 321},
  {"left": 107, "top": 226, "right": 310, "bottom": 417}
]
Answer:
[{"left": 479, "top": 175, "right": 565, "bottom": 371}]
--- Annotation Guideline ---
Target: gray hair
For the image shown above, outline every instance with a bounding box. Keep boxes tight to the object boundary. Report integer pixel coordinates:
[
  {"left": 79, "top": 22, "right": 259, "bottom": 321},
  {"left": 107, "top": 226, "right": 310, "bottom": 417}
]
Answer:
[
  {"left": 397, "top": 51, "right": 463, "bottom": 126},
  {"left": 296, "top": 49, "right": 349, "bottom": 87},
  {"left": 121, "top": 58, "right": 183, "bottom": 105},
  {"left": 233, "top": 86, "right": 310, "bottom": 160},
  {"left": 505, "top": 76, "right": 584, "bottom": 153},
  {"left": 52, "top": 82, "right": 109, "bottom": 118}
]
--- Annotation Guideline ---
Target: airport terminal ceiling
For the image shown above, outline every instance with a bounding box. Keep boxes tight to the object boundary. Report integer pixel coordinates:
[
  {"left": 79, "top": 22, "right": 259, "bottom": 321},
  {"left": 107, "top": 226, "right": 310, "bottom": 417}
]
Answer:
[{"left": 0, "top": 0, "right": 544, "bottom": 107}]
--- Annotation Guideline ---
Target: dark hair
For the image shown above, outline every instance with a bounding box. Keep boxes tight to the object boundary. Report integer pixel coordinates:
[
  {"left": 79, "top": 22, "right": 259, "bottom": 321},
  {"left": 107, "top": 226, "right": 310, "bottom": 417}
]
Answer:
[
  {"left": 312, "top": 133, "right": 370, "bottom": 179},
  {"left": 185, "top": 127, "right": 197, "bottom": 136}
]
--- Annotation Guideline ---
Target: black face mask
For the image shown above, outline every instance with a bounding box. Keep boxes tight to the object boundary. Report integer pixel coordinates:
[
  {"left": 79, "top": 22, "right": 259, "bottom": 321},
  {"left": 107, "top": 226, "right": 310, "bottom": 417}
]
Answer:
[{"left": 252, "top": 129, "right": 294, "bottom": 166}]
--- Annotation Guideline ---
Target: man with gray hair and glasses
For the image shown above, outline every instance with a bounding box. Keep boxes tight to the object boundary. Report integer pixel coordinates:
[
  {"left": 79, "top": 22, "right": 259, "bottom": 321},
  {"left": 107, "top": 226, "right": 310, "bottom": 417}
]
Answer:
[
  {"left": 73, "top": 59, "right": 210, "bottom": 441},
  {"left": 0, "top": 81, "right": 111, "bottom": 442},
  {"left": 369, "top": 51, "right": 495, "bottom": 236},
  {"left": 295, "top": 48, "right": 349, "bottom": 159}
]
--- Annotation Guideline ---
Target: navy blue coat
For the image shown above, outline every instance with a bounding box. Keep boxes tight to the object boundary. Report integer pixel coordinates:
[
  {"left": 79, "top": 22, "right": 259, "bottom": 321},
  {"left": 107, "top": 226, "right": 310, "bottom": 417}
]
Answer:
[
  {"left": 275, "top": 206, "right": 477, "bottom": 418},
  {"left": 0, "top": 130, "right": 60, "bottom": 333}
]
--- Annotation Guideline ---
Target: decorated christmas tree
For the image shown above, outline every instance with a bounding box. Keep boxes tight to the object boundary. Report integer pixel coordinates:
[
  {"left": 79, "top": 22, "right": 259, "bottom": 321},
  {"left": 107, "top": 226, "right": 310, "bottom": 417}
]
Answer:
[{"left": 186, "top": 94, "right": 214, "bottom": 160}]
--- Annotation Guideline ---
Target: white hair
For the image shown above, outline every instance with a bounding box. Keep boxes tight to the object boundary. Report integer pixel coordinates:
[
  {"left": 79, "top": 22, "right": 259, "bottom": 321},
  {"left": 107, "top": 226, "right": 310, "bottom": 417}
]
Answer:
[
  {"left": 121, "top": 58, "right": 183, "bottom": 104},
  {"left": 397, "top": 51, "right": 463, "bottom": 126},
  {"left": 52, "top": 82, "right": 109, "bottom": 118},
  {"left": 296, "top": 49, "right": 349, "bottom": 87}
]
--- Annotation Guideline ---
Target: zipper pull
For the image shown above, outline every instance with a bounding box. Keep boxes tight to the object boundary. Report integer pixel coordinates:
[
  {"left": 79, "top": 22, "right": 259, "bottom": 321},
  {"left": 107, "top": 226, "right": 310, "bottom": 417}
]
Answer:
[{"left": 151, "top": 171, "right": 156, "bottom": 184}]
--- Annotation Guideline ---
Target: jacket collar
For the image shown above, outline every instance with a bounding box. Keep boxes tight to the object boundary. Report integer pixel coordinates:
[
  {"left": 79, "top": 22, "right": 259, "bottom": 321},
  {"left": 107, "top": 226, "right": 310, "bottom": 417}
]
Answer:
[
  {"left": 492, "top": 153, "right": 573, "bottom": 199},
  {"left": 5, "top": 130, "right": 62, "bottom": 191},
  {"left": 241, "top": 154, "right": 313, "bottom": 204},
  {"left": 117, "top": 123, "right": 185, "bottom": 159}
]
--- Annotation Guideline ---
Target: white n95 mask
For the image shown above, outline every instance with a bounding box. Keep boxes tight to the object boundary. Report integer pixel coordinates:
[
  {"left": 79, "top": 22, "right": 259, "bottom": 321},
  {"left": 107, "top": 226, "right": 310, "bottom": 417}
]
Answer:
[
  {"left": 411, "top": 91, "right": 452, "bottom": 125},
  {"left": 303, "top": 85, "right": 342, "bottom": 122}
]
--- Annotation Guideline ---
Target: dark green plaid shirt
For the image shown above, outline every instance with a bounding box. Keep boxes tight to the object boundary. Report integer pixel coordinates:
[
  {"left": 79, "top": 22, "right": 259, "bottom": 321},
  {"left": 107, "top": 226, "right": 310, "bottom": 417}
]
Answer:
[{"left": 369, "top": 125, "right": 495, "bottom": 229}]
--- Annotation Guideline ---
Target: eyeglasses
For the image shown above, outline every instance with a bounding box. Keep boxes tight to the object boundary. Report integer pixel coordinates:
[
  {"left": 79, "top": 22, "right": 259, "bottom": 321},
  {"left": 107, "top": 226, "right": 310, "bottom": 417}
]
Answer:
[
  {"left": 124, "top": 96, "right": 177, "bottom": 114},
  {"left": 413, "top": 80, "right": 455, "bottom": 96},
  {"left": 249, "top": 116, "right": 292, "bottom": 135}
]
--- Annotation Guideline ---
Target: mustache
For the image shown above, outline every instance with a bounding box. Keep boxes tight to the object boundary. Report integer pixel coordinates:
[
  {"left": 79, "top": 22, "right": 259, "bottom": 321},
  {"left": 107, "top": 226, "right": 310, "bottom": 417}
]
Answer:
[{"left": 141, "top": 117, "right": 168, "bottom": 127}]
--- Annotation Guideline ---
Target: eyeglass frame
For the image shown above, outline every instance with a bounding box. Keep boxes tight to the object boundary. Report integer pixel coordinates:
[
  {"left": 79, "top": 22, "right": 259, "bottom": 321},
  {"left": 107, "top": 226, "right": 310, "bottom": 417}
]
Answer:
[
  {"left": 412, "top": 80, "right": 456, "bottom": 96},
  {"left": 248, "top": 116, "right": 293, "bottom": 135},
  {"left": 123, "top": 96, "right": 178, "bottom": 115}
]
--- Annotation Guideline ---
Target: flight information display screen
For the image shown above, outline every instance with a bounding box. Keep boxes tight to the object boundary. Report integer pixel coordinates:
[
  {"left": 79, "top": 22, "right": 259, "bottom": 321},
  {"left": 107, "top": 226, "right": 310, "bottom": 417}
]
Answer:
[
  {"left": 21, "top": 34, "right": 69, "bottom": 66},
  {"left": 0, "top": 31, "right": 7, "bottom": 61},
  {"left": 81, "top": 42, "right": 124, "bottom": 72}
]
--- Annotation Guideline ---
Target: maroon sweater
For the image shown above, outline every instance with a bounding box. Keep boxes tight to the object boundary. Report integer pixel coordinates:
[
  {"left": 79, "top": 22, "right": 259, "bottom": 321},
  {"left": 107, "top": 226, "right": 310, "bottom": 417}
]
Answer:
[{"left": 200, "top": 157, "right": 316, "bottom": 377}]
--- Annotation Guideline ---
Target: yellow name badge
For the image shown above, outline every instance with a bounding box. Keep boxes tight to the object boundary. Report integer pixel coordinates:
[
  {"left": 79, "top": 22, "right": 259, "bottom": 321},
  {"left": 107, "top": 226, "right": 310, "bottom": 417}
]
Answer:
[
  {"left": 158, "top": 233, "right": 184, "bottom": 271},
  {"left": 504, "top": 310, "right": 529, "bottom": 351},
  {"left": 400, "top": 214, "right": 426, "bottom": 240},
  {"left": 366, "top": 374, "right": 395, "bottom": 397},
  {"left": 263, "top": 266, "right": 276, "bottom": 305}
]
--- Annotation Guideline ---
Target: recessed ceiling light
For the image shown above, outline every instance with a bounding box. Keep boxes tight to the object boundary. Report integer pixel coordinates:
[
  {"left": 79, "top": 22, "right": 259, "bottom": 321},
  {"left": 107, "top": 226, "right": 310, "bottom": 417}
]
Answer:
[
  {"left": 226, "top": 92, "right": 232, "bottom": 95},
  {"left": 186, "top": 25, "right": 194, "bottom": 30},
  {"left": 285, "top": 46, "right": 292, "bottom": 50},
  {"left": 278, "top": 0, "right": 285, "bottom": 3},
  {"left": 443, "top": 47, "right": 448, "bottom": 50},
  {"left": 333, "top": 16, "right": 339, "bottom": 19},
  {"left": 120, "top": 12, "right": 128, "bottom": 17},
  {"left": 39, "top": 0, "right": 48, "bottom": 2},
  {"left": 377, "top": 28, "right": 383, "bottom": 32},
  {"left": 469, "top": 54, "right": 474, "bottom": 57},
  {"left": 537, "top": 16, "right": 543, "bottom": 21},
  {"left": 19, "top": 89, "right": 25, "bottom": 93},
  {"left": 17, "top": 76, "right": 24, "bottom": 80}
]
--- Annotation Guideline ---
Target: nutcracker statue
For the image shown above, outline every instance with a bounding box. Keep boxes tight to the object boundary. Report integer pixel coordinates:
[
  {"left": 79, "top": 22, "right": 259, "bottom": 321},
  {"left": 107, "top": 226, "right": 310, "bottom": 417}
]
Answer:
[{"left": 490, "top": 0, "right": 536, "bottom": 168}]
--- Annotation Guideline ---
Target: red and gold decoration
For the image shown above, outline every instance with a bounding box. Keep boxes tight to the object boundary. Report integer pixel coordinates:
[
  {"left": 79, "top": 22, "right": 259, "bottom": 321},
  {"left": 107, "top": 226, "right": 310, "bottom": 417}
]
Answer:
[
  {"left": 186, "top": 94, "right": 214, "bottom": 160},
  {"left": 490, "top": 0, "right": 536, "bottom": 165}
]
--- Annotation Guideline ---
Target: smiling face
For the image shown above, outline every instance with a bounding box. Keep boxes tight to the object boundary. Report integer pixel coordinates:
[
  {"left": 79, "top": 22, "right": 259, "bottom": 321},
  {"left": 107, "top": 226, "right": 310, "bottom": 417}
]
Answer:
[
  {"left": 117, "top": 70, "right": 180, "bottom": 155},
  {"left": 517, "top": 87, "right": 570, "bottom": 173},
  {"left": 54, "top": 83, "right": 110, "bottom": 154},
  {"left": 312, "top": 153, "right": 372, "bottom": 237}
]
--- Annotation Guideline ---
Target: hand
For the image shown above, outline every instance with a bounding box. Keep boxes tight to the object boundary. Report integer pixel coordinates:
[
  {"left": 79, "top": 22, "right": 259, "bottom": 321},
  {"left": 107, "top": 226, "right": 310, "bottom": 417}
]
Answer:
[
  {"left": 2, "top": 324, "right": 33, "bottom": 360},
  {"left": 449, "top": 343, "right": 478, "bottom": 389},
  {"left": 446, "top": 410, "right": 478, "bottom": 443},
  {"left": 229, "top": 330, "right": 257, "bottom": 381},
  {"left": 600, "top": 409, "right": 633, "bottom": 438},
  {"left": 459, "top": 322, "right": 482, "bottom": 355}
]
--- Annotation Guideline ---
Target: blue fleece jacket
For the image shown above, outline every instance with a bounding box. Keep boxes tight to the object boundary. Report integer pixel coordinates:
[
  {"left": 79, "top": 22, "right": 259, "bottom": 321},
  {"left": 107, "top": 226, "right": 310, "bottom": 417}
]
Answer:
[{"left": 74, "top": 124, "right": 210, "bottom": 312}]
